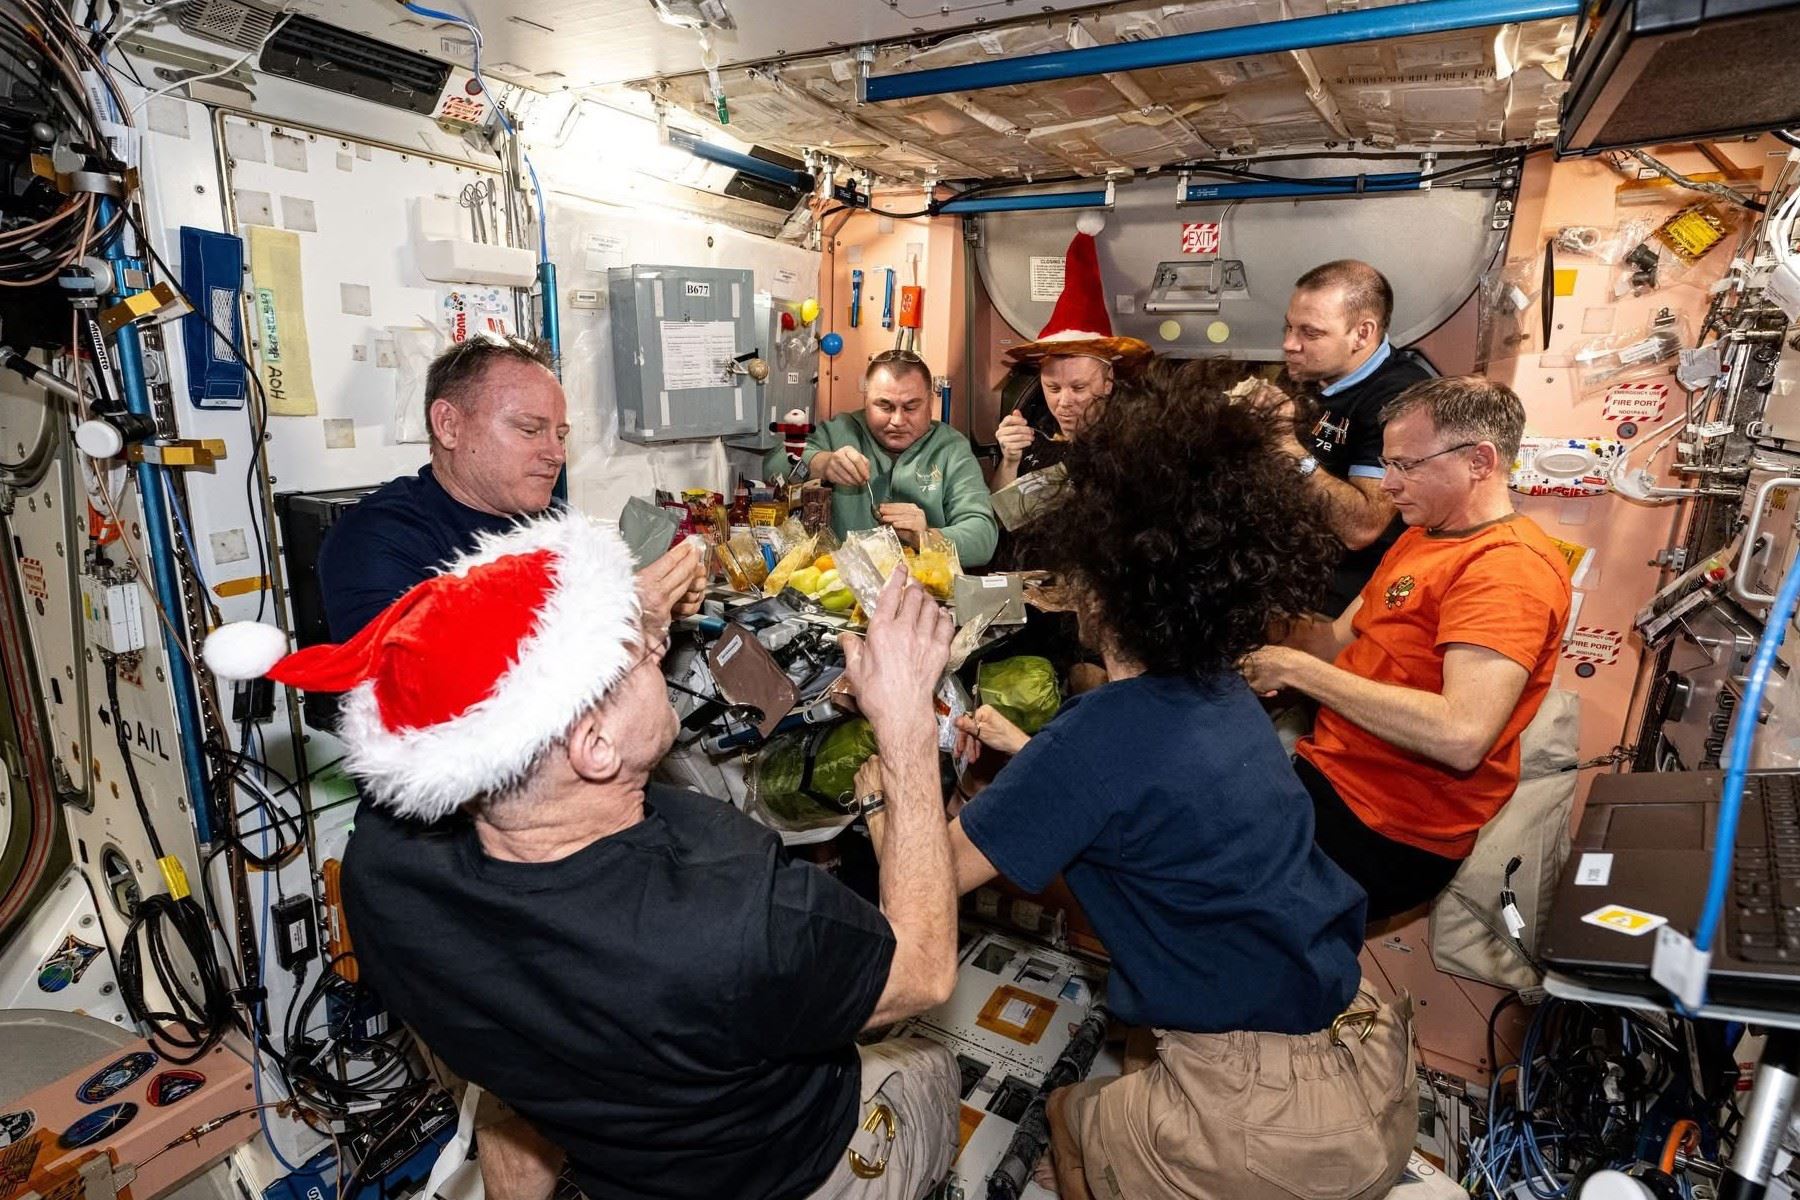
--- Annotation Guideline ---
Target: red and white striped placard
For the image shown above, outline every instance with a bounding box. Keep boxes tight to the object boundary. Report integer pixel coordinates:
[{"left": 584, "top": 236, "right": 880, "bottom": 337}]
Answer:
[
  {"left": 1563, "top": 626, "right": 1623, "bottom": 665},
  {"left": 1602, "top": 382, "right": 1668, "bottom": 423},
  {"left": 1180, "top": 222, "right": 1220, "bottom": 255}
]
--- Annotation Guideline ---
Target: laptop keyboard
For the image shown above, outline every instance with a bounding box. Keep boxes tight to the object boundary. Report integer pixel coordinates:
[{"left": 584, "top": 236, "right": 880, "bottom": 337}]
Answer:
[{"left": 1734, "top": 774, "right": 1800, "bottom": 962}]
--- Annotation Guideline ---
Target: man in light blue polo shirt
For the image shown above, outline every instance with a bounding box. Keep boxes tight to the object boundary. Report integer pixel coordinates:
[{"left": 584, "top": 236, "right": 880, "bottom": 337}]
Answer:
[{"left": 1278, "top": 260, "right": 1434, "bottom": 612}]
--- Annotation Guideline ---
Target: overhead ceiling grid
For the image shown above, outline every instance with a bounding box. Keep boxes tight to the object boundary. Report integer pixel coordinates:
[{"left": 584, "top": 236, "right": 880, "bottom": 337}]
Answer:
[{"left": 637, "top": 0, "right": 1574, "bottom": 182}]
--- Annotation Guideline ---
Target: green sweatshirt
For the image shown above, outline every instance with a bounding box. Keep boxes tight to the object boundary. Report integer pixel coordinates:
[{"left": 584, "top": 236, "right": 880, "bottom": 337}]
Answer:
[{"left": 803, "top": 413, "right": 998, "bottom": 568}]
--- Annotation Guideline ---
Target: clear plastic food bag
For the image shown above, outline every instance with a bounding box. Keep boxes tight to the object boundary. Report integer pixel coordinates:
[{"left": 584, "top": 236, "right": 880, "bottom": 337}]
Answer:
[{"left": 834, "top": 525, "right": 907, "bottom": 613}]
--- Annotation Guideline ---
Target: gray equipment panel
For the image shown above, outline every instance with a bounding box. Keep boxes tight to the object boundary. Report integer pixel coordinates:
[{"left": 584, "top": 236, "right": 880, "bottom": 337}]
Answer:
[
  {"left": 609, "top": 264, "right": 759, "bottom": 444},
  {"left": 728, "top": 294, "right": 815, "bottom": 454},
  {"left": 975, "top": 153, "right": 1509, "bottom": 361}
]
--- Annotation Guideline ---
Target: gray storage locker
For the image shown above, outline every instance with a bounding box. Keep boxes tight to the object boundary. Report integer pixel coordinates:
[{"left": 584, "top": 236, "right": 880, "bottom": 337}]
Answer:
[{"left": 608, "top": 264, "right": 760, "bottom": 443}]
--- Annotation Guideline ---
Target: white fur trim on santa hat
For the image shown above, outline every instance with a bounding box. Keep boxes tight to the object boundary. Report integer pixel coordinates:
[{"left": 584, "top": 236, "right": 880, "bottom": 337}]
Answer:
[
  {"left": 1075, "top": 212, "right": 1105, "bottom": 237},
  {"left": 204, "top": 621, "right": 291, "bottom": 680},
  {"left": 339, "top": 510, "right": 641, "bottom": 823}
]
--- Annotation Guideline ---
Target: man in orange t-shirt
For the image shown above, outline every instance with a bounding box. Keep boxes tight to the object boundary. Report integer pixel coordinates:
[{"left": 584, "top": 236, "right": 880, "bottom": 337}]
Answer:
[{"left": 1244, "top": 376, "right": 1571, "bottom": 920}]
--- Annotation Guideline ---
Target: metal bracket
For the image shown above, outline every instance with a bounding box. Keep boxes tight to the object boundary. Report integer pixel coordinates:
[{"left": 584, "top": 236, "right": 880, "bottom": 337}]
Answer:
[
  {"left": 118, "top": 32, "right": 259, "bottom": 90},
  {"left": 854, "top": 46, "right": 875, "bottom": 106},
  {"left": 1733, "top": 477, "right": 1800, "bottom": 606},
  {"left": 126, "top": 438, "right": 227, "bottom": 469},
  {"left": 98, "top": 283, "right": 191, "bottom": 337}
]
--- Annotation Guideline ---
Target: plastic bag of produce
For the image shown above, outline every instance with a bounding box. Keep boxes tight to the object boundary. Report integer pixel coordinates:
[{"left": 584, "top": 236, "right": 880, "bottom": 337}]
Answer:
[
  {"left": 750, "top": 718, "right": 879, "bottom": 831},
  {"left": 976, "top": 656, "right": 1063, "bottom": 735}
]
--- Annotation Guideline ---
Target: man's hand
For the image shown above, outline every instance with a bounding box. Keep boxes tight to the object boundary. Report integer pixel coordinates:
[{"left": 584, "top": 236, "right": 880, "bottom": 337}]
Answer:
[
  {"left": 818, "top": 446, "right": 872, "bottom": 488},
  {"left": 996, "top": 410, "right": 1036, "bottom": 465},
  {"left": 1240, "top": 644, "right": 1312, "bottom": 696},
  {"left": 840, "top": 569, "right": 952, "bottom": 735},
  {"left": 1271, "top": 394, "right": 1312, "bottom": 461},
  {"left": 954, "top": 705, "right": 1029, "bottom": 758},
  {"left": 878, "top": 502, "right": 928, "bottom": 548},
  {"left": 636, "top": 539, "right": 706, "bottom": 633}
]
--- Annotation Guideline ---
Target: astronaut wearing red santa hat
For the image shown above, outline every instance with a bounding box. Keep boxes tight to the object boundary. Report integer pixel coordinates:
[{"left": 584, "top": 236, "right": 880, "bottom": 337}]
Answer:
[
  {"left": 204, "top": 510, "right": 962, "bottom": 1200},
  {"left": 990, "top": 213, "right": 1151, "bottom": 493}
]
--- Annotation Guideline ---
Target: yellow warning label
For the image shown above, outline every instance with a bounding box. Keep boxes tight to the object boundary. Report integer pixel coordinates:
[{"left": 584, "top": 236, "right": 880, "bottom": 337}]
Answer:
[{"left": 1580, "top": 904, "right": 1666, "bottom": 937}]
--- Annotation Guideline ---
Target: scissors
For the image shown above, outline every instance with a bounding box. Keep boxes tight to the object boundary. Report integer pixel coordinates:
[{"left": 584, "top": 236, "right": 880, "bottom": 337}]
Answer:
[{"left": 458, "top": 179, "right": 493, "bottom": 244}]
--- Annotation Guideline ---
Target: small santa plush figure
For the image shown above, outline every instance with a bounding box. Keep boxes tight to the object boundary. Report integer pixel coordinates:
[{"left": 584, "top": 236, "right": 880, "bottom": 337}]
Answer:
[{"left": 769, "top": 408, "right": 814, "bottom": 478}]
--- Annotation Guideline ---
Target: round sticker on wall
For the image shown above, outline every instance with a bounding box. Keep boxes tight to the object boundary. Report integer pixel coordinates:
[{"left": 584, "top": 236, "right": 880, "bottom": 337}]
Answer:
[
  {"left": 0, "top": 1110, "right": 34, "bottom": 1147},
  {"left": 145, "top": 1070, "right": 206, "bottom": 1108},
  {"left": 58, "top": 1103, "right": 137, "bottom": 1150},
  {"left": 75, "top": 1052, "right": 158, "bottom": 1105}
]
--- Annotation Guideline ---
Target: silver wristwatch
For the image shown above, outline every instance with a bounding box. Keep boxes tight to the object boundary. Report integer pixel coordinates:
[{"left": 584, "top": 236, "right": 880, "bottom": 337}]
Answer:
[
  {"left": 857, "top": 791, "right": 887, "bottom": 819},
  {"left": 1296, "top": 454, "right": 1319, "bottom": 478}
]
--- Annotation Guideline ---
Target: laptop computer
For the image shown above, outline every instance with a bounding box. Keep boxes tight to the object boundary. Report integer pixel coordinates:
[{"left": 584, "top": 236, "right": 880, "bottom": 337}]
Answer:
[{"left": 1539, "top": 769, "right": 1800, "bottom": 1008}]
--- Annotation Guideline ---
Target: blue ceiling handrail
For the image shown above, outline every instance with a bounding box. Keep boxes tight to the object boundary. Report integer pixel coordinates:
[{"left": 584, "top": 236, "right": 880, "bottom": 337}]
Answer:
[{"left": 862, "top": 0, "right": 1583, "bottom": 103}]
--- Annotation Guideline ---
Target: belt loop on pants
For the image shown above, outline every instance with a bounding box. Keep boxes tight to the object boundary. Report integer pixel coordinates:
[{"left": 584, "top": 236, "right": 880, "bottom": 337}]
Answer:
[
  {"left": 848, "top": 1102, "right": 896, "bottom": 1179},
  {"left": 1254, "top": 1031, "right": 1294, "bottom": 1088}
]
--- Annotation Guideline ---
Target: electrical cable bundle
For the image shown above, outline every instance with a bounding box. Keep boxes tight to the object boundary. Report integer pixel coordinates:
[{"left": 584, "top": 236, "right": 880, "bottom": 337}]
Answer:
[
  {"left": 1464, "top": 996, "right": 1741, "bottom": 1199},
  {"left": 0, "top": 0, "right": 130, "bottom": 284}
]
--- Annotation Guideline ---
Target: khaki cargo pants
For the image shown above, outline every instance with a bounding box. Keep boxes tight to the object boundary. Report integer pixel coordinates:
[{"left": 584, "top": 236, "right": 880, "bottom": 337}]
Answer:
[
  {"left": 806, "top": 1038, "right": 960, "bottom": 1200},
  {"left": 1062, "top": 983, "right": 1417, "bottom": 1200}
]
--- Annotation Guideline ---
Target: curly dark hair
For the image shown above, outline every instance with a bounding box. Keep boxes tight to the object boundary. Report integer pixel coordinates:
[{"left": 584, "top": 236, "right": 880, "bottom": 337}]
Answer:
[{"left": 1022, "top": 357, "right": 1341, "bottom": 679}]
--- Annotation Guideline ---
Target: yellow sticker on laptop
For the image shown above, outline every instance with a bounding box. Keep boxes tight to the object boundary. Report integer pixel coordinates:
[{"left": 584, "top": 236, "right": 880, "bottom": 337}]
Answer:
[{"left": 1581, "top": 905, "right": 1667, "bottom": 937}]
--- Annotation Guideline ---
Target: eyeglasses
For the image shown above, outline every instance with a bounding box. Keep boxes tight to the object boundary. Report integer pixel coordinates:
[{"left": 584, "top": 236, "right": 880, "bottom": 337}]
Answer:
[
  {"left": 870, "top": 348, "right": 927, "bottom": 365},
  {"left": 627, "top": 630, "right": 671, "bottom": 673},
  {"left": 1378, "top": 442, "right": 1476, "bottom": 476}
]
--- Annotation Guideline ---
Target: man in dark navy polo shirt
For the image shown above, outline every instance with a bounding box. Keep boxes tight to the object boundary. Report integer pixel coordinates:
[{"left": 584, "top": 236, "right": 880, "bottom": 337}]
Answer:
[
  {"left": 1279, "top": 260, "right": 1434, "bottom": 613},
  {"left": 320, "top": 335, "right": 700, "bottom": 642}
]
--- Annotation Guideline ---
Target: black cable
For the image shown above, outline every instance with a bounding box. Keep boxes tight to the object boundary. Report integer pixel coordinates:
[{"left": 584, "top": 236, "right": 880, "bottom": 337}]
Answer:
[
  {"left": 106, "top": 656, "right": 234, "bottom": 1063},
  {"left": 1776, "top": 130, "right": 1800, "bottom": 150},
  {"left": 1486, "top": 989, "right": 1522, "bottom": 1081},
  {"left": 901, "top": 151, "right": 1521, "bottom": 221}
]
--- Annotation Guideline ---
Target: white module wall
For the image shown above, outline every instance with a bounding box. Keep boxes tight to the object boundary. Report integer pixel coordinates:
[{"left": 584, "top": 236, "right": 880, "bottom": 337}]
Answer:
[{"left": 218, "top": 111, "right": 521, "bottom": 496}]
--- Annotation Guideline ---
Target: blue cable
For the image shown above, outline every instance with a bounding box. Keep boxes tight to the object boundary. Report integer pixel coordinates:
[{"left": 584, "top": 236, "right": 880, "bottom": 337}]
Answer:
[
  {"left": 1692, "top": 541, "right": 1800, "bottom": 995},
  {"left": 400, "top": 1, "right": 550, "bottom": 262},
  {"left": 163, "top": 474, "right": 209, "bottom": 592}
]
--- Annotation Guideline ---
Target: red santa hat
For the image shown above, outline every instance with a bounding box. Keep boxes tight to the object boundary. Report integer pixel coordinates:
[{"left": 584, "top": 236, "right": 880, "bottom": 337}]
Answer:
[
  {"left": 1005, "top": 212, "right": 1151, "bottom": 371},
  {"left": 201, "top": 511, "right": 640, "bottom": 822}
]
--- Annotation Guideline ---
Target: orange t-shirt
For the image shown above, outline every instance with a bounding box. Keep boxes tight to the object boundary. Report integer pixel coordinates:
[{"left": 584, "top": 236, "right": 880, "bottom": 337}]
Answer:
[{"left": 1297, "top": 514, "right": 1571, "bottom": 859}]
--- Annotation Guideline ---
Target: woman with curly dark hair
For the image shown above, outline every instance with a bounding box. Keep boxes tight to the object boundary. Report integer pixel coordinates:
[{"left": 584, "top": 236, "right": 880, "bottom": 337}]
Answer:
[{"left": 943, "top": 359, "right": 1416, "bottom": 1200}]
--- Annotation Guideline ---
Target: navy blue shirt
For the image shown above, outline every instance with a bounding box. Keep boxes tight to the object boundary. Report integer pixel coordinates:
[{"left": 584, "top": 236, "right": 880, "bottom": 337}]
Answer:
[
  {"left": 318, "top": 466, "right": 528, "bottom": 640},
  {"left": 343, "top": 786, "right": 895, "bottom": 1200},
  {"left": 959, "top": 673, "right": 1366, "bottom": 1034}
]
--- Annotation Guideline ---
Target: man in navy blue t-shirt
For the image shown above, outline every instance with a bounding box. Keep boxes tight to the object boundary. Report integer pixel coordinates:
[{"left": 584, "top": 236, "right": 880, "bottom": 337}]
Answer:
[{"left": 911, "top": 358, "right": 1418, "bottom": 1200}]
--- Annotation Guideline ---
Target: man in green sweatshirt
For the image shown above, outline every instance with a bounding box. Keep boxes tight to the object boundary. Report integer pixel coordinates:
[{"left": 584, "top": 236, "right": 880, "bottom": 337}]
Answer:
[{"left": 801, "top": 350, "right": 998, "bottom": 568}]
